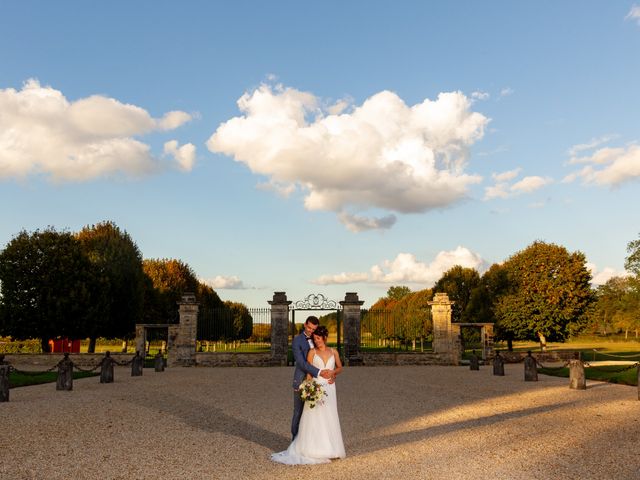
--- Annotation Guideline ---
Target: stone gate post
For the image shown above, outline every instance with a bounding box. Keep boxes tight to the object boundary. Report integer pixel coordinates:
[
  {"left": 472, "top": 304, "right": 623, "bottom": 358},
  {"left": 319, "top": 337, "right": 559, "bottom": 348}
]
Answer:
[
  {"left": 428, "top": 293, "right": 460, "bottom": 365},
  {"left": 167, "top": 293, "right": 199, "bottom": 367},
  {"left": 269, "top": 292, "right": 291, "bottom": 366},
  {"left": 340, "top": 292, "right": 364, "bottom": 366}
]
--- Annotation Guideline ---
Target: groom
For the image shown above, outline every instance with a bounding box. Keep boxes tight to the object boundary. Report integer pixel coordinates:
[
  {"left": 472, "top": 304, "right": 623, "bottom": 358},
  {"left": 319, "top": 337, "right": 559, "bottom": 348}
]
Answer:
[{"left": 291, "top": 315, "right": 333, "bottom": 439}]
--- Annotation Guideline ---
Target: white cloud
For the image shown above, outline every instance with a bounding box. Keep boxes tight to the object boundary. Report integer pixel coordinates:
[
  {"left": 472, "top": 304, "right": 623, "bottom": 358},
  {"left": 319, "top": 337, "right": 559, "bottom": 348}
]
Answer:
[
  {"left": 567, "top": 134, "right": 618, "bottom": 157},
  {"left": 625, "top": 4, "right": 640, "bottom": 24},
  {"left": 202, "top": 275, "right": 247, "bottom": 289},
  {"left": 471, "top": 90, "right": 489, "bottom": 101},
  {"left": 207, "top": 83, "right": 488, "bottom": 230},
  {"left": 564, "top": 144, "right": 640, "bottom": 187},
  {"left": 586, "top": 263, "right": 628, "bottom": 285},
  {"left": 313, "top": 246, "right": 485, "bottom": 286},
  {"left": 0, "top": 79, "right": 193, "bottom": 181},
  {"left": 492, "top": 168, "right": 521, "bottom": 183},
  {"left": 158, "top": 111, "right": 193, "bottom": 130},
  {"left": 164, "top": 140, "right": 196, "bottom": 172},
  {"left": 484, "top": 169, "right": 551, "bottom": 200},
  {"left": 499, "top": 87, "right": 514, "bottom": 97},
  {"left": 338, "top": 212, "right": 397, "bottom": 232}
]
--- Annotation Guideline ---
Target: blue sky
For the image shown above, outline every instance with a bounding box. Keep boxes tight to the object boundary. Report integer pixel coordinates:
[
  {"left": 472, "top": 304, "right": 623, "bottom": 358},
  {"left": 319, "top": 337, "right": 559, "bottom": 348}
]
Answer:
[{"left": 1, "top": 1, "right": 640, "bottom": 308}]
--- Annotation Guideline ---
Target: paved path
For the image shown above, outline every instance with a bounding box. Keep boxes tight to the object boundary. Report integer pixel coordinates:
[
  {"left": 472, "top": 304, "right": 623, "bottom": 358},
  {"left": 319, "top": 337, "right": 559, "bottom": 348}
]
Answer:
[{"left": 1, "top": 365, "right": 639, "bottom": 479}]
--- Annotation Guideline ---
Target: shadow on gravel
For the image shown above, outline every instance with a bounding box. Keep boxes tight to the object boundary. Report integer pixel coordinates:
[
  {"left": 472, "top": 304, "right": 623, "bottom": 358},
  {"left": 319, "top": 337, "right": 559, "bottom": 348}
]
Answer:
[
  {"left": 349, "top": 400, "right": 575, "bottom": 457},
  {"left": 130, "top": 392, "right": 290, "bottom": 451}
]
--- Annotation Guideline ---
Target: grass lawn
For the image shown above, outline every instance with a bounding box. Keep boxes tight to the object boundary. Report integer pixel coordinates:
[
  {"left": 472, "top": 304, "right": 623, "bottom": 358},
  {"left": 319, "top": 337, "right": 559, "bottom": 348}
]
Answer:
[
  {"left": 9, "top": 370, "right": 99, "bottom": 388},
  {"left": 538, "top": 365, "right": 639, "bottom": 387}
]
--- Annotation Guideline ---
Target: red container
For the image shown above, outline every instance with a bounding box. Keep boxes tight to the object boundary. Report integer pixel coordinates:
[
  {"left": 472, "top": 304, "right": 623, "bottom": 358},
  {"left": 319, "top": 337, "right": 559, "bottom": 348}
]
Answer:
[{"left": 48, "top": 338, "right": 81, "bottom": 353}]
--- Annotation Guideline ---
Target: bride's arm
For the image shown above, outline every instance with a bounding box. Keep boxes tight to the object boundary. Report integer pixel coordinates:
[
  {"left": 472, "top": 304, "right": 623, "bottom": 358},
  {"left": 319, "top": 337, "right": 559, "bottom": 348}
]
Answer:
[{"left": 332, "top": 348, "right": 343, "bottom": 377}]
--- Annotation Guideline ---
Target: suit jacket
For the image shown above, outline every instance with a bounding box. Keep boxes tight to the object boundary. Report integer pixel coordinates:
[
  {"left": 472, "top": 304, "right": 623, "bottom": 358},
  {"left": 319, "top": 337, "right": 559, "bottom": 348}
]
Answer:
[{"left": 292, "top": 332, "right": 320, "bottom": 389}]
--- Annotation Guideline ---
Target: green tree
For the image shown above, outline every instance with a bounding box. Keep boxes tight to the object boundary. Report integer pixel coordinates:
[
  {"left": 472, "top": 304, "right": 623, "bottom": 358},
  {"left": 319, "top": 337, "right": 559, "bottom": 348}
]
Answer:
[
  {"left": 0, "top": 229, "right": 98, "bottom": 352},
  {"left": 433, "top": 266, "right": 481, "bottom": 323},
  {"left": 625, "top": 233, "right": 640, "bottom": 276},
  {"left": 77, "top": 221, "right": 145, "bottom": 352},
  {"left": 386, "top": 286, "right": 412, "bottom": 301},
  {"left": 494, "top": 241, "right": 593, "bottom": 349},
  {"left": 142, "top": 258, "right": 200, "bottom": 323},
  {"left": 224, "top": 301, "right": 253, "bottom": 340}
]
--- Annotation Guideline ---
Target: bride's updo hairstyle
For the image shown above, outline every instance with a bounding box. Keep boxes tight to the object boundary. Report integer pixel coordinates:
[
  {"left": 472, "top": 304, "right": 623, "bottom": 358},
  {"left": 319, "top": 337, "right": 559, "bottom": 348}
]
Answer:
[{"left": 313, "top": 326, "right": 329, "bottom": 340}]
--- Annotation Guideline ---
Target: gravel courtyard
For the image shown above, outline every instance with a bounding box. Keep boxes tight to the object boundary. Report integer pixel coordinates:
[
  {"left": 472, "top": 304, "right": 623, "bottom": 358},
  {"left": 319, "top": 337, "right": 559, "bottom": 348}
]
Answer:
[{"left": 1, "top": 364, "right": 639, "bottom": 480}]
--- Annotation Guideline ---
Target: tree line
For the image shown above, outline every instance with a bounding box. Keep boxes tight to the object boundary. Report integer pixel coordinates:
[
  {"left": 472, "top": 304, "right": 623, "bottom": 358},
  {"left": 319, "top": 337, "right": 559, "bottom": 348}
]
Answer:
[
  {"left": 368, "top": 237, "right": 640, "bottom": 350},
  {"left": 0, "top": 222, "right": 249, "bottom": 352}
]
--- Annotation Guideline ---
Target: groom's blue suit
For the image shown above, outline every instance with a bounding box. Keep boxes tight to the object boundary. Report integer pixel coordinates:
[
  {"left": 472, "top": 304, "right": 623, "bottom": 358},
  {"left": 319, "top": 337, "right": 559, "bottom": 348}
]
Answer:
[{"left": 291, "top": 331, "right": 321, "bottom": 439}]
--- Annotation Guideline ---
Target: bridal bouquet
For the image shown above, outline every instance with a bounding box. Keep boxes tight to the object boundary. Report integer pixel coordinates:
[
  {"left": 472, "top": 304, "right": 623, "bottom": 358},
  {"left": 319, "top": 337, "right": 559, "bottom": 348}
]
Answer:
[{"left": 299, "top": 378, "right": 327, "bottom": 408}]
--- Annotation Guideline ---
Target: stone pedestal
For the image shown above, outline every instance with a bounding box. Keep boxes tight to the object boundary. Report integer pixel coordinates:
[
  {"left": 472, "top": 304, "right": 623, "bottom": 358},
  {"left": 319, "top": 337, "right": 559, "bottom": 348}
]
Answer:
[
  {"left": 99, "top": 353, "right": 115, "bottom": 383},
  {"left": 428, "top": 293, "right": 460, "bottom": 365},
  {"left": 167, "top": 293, "right": 199, "bottom": 367},
  {"left": 154, "top": 352, "right": 165, "bottom": 372},
  {"left": 340, "top": 292, "right": 365, "bottom": 366},
  {"left": 269, "top": 292, "right": 291, "bottom": 366},
  {"left": 569, "top": 359, "right": 586, "bottom": 390}
]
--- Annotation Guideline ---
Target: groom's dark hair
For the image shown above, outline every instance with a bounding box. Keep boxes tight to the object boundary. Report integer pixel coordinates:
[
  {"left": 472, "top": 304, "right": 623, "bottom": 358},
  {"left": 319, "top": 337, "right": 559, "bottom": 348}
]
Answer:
[{"left": 305, "top": 316, "right": 320, "bottom": 325}]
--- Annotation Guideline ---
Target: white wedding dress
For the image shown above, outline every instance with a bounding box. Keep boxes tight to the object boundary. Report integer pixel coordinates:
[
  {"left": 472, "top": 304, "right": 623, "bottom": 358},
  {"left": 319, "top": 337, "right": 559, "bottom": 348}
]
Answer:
[{"left": 271, "top": 350, "right": 346, "bottom": 464}]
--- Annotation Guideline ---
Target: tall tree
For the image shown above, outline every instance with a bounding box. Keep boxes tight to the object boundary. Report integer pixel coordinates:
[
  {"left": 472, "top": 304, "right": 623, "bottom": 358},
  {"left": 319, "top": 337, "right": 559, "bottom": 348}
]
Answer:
[
  {"left": 494, "top": 241, "right": 593, "bottom": 349},
  {"left": 0, "top": 229, "right": 98, "bottom": 352},
  {"left": 386, "top": 286, "right": 412, "bottom": 301},
  {"left": 433, "top": 266, "right": 481, "bottom": 323},
  {"left": 77, "top": 221, "right": 145, "bottom": 352},
  {"left": 625, "top": 233, "right": 640, "bottom": 277},
  {"left": 142, "top": 258, "right": 199, "bottom": 323}
]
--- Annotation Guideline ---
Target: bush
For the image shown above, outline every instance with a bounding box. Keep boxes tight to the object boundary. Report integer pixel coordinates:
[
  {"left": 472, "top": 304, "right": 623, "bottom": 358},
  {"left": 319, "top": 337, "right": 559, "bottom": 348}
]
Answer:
[{"left": 0, "top": 337, "right": 42, "bottom": 353}]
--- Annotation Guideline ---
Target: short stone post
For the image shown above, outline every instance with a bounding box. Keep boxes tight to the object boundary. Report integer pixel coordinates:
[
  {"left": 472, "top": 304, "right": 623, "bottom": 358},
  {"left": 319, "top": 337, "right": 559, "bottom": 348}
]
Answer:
[
  {"left": 131, "top": 351, "right": 144, "bottom": 376},
  {"left": 56, "top": 353, "right": 74, "bottom": 391},
  {"left": 269, "top": 292, "right": 291, "bottom": 366},
  {"left": 99, "top": 351, "right": 116, "bottom": 384},
  {"left": 469, "top": 350, "right": 480, "bottom": 371},
  {"left": 0, "top": 355, "right": 10, "bottom": 402},
  {"left": 154, "top": 352, "right": 165, "bottom": 372},
  {"left": 341, "top": 292, "right": 365, "bottom": 366},
  {"left": 524, "top": 351, "right": 538, "bottom": 381},
  {"left": 492, "top": 351, "right": 505, "bottom": 376},
  {"left": 569, "top": 358, "right": 586, "bottom": 390}
]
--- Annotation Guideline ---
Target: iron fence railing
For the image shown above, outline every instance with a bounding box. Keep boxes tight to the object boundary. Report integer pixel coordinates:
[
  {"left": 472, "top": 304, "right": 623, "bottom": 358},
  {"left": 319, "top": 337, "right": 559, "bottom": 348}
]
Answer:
[
  {"left": 197, "top": 307, "right": 271, "bottom": 352},
  {"left": 360, "top": 308, "right": 433, "bottom": 352}
]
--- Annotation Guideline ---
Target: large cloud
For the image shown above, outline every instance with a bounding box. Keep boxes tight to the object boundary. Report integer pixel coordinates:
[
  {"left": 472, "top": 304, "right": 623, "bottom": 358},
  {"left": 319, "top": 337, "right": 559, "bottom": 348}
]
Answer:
[
  {"left": 0, "top": 79, "right": 193, "bottom": 181},
  {"left": 207, "top": 84, "right": 488, "bottom": 230},
  {"left": 201, "top": 275, "right": 247, "bottom": 289},
  {"left": 564, "top": 144, "right": 640, "bottom": 187},
  {"left": 313, "top": 246, "right": 485, "bottom": 286}
]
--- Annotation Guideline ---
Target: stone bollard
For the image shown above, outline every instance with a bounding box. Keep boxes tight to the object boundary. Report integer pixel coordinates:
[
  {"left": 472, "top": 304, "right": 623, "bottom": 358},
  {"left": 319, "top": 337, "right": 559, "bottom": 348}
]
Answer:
[
  {"left": 99, "top": 351, "right": 116, "bottom": 384},
  {"left": 469, "top": 350, "right": 480, "bottom": 371},
  {"left": 131, "top": 351, "right": 144, "bottom": 376},
  {"left": 524, "top": 351, "right": 538, "bottom": 381},
  {"left": 637, "top": 364, "right": 639, "bottom": 401},
  {"left": 154, "top": 352, "right": 165, "bottom": 372},
  {"left": 492, "top": 351, "right": 505, "bottom": 376},
  {"left": 0, "top": 355, "right": 10, "bottom": 402},
  {"left": 56, "top": 353, "right": 74, "bottom": 391},
  {"left": 569, "top": 358, "right": 586, "bottom": 390}
]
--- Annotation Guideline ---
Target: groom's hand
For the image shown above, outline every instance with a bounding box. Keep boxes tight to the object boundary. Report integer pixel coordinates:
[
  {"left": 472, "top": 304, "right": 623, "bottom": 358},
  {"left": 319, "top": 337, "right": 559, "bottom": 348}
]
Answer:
[{"left": 319, "top": 369, "right": 332, "bottom": 379}]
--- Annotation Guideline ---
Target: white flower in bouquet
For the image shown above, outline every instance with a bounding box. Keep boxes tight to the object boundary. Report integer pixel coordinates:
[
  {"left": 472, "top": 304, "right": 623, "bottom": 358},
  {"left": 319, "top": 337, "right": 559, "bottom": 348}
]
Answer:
[{"left": 299, "top": 378, "right": 327, "bottom": 408}]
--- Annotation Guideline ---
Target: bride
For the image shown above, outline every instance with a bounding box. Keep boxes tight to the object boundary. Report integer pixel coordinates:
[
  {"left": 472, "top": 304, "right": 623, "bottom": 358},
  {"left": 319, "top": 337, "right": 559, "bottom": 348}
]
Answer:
[{"left": 272, "top": 326, "right": 346, "bottom": 464}]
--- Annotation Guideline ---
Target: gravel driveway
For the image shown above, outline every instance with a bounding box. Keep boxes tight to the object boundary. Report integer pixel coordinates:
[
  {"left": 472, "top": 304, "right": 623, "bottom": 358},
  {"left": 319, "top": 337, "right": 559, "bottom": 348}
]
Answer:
[{"left": 1, "top": 364, "right": 639, "bottom": 479}]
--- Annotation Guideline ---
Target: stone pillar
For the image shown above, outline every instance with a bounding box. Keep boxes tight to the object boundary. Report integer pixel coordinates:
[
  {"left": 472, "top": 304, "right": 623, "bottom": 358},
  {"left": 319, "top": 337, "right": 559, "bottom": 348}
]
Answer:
[
  {"left": 135, "top": 324, "right": 146, "bottom": 357},
  {"left": 269, "top": 292, "right": 291, "bottom": 366},
  {"left": 428, "top": 293, "right": 459, "bottom": 365},
  {"left": 493, "top": 351, "right": 505, "bottom": 376},
  {"left": 0, "top": 364, "right": 10, "bottom": 402},
  {"left": 569, "top": 359, "right": 586, "bottom": 390},
  {"left": 469, "top": 351, "right": 480, "bottom": 370},
  {"left": 481, "top": 324, "right": 494, "bottom": 361},
  {"left": 167, "top": 293, "right": 199, "bottom": 367},
  {"left": 340, "top": 292, "right": 365, "bottom": 366}
]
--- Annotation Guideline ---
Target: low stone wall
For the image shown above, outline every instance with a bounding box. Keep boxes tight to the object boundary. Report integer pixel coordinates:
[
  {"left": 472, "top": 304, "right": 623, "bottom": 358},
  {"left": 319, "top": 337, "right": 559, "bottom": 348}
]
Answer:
[
  {"left": 3, "top": 353, "right": 135, "bottom": 368},
  {"left": 499, "top": 350, "right": 577, "bottom": 363},
  {"left": 361, "top": 352, "right": 454, "bottom": 366},
  {"left": 194, "top": 352, "right": 279, "bottom": 367}
]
